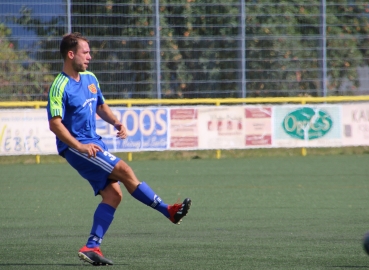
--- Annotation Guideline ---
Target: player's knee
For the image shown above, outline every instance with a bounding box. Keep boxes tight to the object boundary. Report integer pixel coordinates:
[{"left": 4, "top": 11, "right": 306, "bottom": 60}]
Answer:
[
  {"left": 116, "top": 160, "right": 134, "bottom": 176},
  {"left": 103, "top": 188, "right": 122, "bottom": 207},
  {"left": 112, "top": 190, "right": 123, "bottom": 204},
  {"left": 101, "top": 181, "right": 123, "bottom": 207}
]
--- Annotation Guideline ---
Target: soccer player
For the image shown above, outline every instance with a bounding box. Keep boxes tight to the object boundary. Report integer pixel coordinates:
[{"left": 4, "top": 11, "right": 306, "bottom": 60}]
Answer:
[{"left": 46, "top": 32, "right": 191, "bottom": 266}]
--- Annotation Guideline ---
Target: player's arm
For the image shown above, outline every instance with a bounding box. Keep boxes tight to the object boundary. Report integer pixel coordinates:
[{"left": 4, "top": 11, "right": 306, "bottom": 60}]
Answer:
[
  {"left": 96, "top": 103, "right": 127, "bottom": 139},
  {"left": 49, "top": 116, "right": 102, "bottom": 157}
]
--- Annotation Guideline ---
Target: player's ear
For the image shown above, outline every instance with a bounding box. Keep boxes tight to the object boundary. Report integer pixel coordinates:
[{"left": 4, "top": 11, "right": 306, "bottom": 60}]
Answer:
[{"left": 67, "top": 50, "right": 74, "bottom": 60}]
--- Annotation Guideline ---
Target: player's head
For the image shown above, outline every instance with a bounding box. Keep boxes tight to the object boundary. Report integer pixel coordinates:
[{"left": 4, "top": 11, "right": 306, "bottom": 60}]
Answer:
[{"left": 60, "top": 32, "right": 91, "bottom": 72}]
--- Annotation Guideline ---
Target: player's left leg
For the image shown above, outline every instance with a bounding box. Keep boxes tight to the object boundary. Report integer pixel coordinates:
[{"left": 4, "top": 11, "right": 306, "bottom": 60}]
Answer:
[{"left": 109, "top": 159, "right": 191, "bottom": 224}]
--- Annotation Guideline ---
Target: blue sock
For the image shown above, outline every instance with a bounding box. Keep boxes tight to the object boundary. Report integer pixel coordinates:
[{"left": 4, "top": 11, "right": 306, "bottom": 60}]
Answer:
[
  {"left": 86, "top": 203, "right": 116, "bottom": 248},
  {"left": 131, "top": 182, "right": 170, "bottom": 218}
]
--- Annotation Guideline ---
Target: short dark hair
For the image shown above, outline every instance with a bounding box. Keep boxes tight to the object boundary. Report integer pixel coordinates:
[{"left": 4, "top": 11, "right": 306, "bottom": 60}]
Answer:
[{"left": 60, "top": 32, "right": 89, "bottom": 60}]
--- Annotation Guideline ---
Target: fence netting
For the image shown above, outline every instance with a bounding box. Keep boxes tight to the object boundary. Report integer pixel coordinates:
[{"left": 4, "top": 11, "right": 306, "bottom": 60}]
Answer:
[{"left": 1, "top": 0, "right": 369, "bottom": 101}]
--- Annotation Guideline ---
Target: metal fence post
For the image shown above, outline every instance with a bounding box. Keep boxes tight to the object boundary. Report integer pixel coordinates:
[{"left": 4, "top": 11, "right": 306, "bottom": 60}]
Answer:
[
  {"left": 67, "top": 0, "right": 72, "bottom": 33},
  {"left": 240, "top": 0, "right": 246, "bottom": 98},
  {"left": 320, "top": 0, "right": 328, "bottom": 97},
  {"left": 155, "top": 0, "right": 162, "bottom": 99}
]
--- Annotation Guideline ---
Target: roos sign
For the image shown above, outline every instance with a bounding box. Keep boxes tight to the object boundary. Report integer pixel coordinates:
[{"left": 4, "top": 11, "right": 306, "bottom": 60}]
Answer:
[{"left": 97, "top": 108, "right": 169, "bottom": 151}]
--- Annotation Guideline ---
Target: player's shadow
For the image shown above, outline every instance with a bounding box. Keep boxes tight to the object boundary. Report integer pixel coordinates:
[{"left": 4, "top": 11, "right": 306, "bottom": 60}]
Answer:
[
  {"left": 0, "top": 263, "right": 129, "bottom": 267},
  {"left": 330, "top": 266, "right": 369, "bottom": 269}
]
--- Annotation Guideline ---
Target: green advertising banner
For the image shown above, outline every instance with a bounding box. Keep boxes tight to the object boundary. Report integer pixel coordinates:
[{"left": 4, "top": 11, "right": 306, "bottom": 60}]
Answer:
[{"left": 274, "top": 105, "right": 342, "bottom": 148}]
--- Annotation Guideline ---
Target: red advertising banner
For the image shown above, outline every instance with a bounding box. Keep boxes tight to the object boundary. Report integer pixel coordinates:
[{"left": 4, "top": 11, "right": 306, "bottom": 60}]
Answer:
[
  {"left": 244, "top": 107, "right": 272, "bottom": 146},
  {"left": 170, "top": 108, "right": 198, "bottom": 149}
]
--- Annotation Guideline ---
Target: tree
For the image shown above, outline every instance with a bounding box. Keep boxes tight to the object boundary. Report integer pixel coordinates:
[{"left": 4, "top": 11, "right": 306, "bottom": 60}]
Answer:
[
  {"left": 0, "top": 23, "right": 22, "bottom": 100},
  {"left": 0, "top": 23, "right": 53, "bottom": 101},
  {"left": 325, "top": 0, "right": 369, "bottom": 94},
  {"left": 12, "top": 0, "right": 241, "bottom": 98},
  {"left": 61, "top": 0, "right": 183, "bottom": 98},
  {"left": 164, "top": 0, "right": 241, "bottom": 98},
  {"left": 9, "top": 0, "right": 369, "bottom": 99},
  {"left": 245, "top": 0, "right": 369, "bottom": 97}
]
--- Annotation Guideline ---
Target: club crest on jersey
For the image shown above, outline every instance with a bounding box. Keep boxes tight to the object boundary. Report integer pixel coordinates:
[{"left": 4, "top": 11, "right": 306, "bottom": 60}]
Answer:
[{"left": 88, "top": 84, "right": 97, "bottom": 94}]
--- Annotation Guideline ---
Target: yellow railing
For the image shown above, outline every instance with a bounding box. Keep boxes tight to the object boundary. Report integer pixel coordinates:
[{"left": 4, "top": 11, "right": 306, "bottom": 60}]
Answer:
[
  {"left": 2, "top": 95, "right": 369, "bottom": 109},
  {"left": 1, "top": 96, "right": 368, "bottom": 162}
]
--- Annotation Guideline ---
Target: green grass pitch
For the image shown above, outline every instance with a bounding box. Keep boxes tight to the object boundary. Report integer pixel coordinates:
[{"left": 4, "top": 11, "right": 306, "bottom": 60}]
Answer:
[{"left": 1, "top": 155, "right": 369, "bottom": 269}]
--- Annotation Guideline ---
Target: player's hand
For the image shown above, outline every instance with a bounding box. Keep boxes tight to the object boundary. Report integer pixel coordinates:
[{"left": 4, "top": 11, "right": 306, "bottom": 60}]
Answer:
[
  {"left": 78, "top": 143, "right": 103, "bottom": 158},
  {"left": 114, "top": 123, "right": 128, "bottom": 139}
]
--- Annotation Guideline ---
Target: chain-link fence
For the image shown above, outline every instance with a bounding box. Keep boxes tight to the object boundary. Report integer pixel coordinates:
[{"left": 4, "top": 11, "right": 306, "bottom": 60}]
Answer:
[{"left": 1, "top": 0, "right": 369, "bottom": 101}]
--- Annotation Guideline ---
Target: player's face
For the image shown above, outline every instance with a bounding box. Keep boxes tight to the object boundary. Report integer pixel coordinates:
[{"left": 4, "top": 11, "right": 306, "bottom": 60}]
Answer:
[{"left": 71, "top": 40, "right": 92, "bottom": 72}]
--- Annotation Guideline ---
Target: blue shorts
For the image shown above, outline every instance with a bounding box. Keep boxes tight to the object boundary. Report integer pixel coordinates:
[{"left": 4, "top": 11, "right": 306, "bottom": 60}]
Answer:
[{"left": 63, "top": 145, "right": 121, "bottom": 196}]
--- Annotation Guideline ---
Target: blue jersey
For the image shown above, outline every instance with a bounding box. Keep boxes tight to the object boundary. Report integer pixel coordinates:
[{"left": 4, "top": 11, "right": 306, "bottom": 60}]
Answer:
[{"left": 46, "top": 71, "right": 105, "bottom": 155}]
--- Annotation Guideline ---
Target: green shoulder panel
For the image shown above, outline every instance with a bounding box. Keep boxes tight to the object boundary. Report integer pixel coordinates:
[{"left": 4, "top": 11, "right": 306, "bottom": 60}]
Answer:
[
  {"left": 49, "top": 73, "right": 69, "bottom": 118},
  {"left": 80, "top": 71, "right": 100, "bottom": 88}
]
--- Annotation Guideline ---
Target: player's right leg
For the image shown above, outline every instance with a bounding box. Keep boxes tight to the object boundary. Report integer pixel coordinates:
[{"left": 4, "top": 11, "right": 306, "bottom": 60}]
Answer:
[
  {"left": 78, "top": 246, "right": 113, "bottom": 266},
  {"left": 77, "top": 182, "right": 121, "bottom": 266},
  {"left": 64, "top": 148, "right": 122, "bottom": 265}
]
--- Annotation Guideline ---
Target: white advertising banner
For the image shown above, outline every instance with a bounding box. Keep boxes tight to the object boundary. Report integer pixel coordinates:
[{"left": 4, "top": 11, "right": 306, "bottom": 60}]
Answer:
[
  {"left": 342, "top": 103, "right": 369, "bottom": 146},
  {"left": 0, "top": 110, "right": 56, "bottom": 155},
  {"left": 197, "top": 106, "right": 244, "bottom": 149},
  {"left": 169, "top": 106, "right": 273, "bottom": 150},
  {"left": 273, "top": 105, "right": 342, "bottom": 148},
  {"left": 1, "top": 103, "right": 367, "bottom": 156}
]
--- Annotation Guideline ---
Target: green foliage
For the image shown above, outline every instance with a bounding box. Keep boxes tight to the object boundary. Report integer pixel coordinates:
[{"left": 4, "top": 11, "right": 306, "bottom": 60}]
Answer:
[
  {"left": 8, "top": 0, "right": 369, "bottom": 99},
  {"left": 246, "top": 1, "right": 304, "bottom": 96},
  {"left": 71, "top": 0, "right": 193, "bottom": 98},
  {"left": 2, "top": 155, "right": 369, "bottom": 268},
  {"left": 166, "top": 0, "right": 240, "bottom": 98},
  {"left": 245, "top": 0, "right": 369, "bottom": 96},
  {"left": 0, "top": 24, "right": 54, "bottom": 101},
  {"left": 0, "top": 24, "right": 23, "bottom": 100}
]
